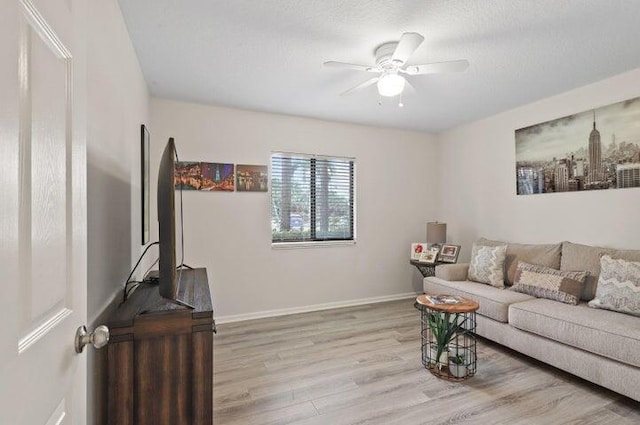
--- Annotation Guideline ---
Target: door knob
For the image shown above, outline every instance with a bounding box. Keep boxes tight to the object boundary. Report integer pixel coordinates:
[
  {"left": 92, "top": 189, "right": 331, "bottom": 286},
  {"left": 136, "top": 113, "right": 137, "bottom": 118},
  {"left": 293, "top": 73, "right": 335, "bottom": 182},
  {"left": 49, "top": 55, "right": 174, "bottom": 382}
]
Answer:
[{"left": 75, "top": 325, "right": 109, "bottom": 353}]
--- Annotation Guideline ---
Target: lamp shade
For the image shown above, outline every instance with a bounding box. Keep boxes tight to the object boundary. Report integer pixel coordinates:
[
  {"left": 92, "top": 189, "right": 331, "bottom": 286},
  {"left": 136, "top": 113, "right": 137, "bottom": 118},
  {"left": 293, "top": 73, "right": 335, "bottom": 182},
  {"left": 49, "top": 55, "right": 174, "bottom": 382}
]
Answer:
[
  {"left": 426, "top": 222, "right": 447, "bottom": 244},
  {"left": 377, "top": 73, "right": 405, "bottom": 97}
]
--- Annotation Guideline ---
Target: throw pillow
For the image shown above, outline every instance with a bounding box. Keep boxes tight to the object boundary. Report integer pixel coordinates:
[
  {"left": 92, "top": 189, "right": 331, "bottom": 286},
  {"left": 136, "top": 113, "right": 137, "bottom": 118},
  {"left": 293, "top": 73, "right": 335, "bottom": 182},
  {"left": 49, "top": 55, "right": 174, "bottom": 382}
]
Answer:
[
  {"left": 468, "top": 243, "right": 507, "bottom": 288},
  {"left": 588, "top": 255, "right": 640, "bottom": 316},
  {"left": 477, "top": 237, "right": 562, "bottom": 286},
  {"left": 512, "top": 261, "right": 588, "bottom": 305},
  {"left": 561, "top": 242, "right": 640, "bottom": 301}
]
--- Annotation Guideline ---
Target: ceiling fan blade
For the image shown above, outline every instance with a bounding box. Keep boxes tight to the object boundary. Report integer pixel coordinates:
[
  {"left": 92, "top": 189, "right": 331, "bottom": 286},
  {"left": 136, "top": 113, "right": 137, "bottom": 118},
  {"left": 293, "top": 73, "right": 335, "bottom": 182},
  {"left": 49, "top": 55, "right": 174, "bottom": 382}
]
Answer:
[
  {"left": 391, "top": 32, "right": 425, "bottom": 65},
  {"left": 340, "top": 77, "right": 379, "bottom": 96},
  {"left": 402, "top": 59, "right": 470, "bottom": 75},
  {"left": 323, "top": 61, "right": 380, "bottom": 72},
  {"left": 403, "top": 79, "right": 417, "bottom": 96}
]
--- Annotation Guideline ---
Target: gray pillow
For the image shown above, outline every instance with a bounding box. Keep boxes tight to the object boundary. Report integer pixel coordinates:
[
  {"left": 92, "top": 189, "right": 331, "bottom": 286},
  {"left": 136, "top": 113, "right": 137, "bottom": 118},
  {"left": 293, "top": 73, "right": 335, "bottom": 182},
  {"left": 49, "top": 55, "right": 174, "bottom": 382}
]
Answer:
[{"left": 588, "top": 255, "right": 640, "bottom": 316}]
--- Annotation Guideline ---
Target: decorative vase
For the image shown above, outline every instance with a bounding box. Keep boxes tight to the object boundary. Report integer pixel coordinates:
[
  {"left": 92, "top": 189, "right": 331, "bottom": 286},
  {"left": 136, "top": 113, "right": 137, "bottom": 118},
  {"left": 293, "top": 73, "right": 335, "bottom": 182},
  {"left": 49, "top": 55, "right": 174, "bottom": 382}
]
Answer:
[
  {"left": 448, "top": 360, "right": 468, "bottom": 378},
  {"left": 448, "top": 347, "right": 474, "bottom": 378}
]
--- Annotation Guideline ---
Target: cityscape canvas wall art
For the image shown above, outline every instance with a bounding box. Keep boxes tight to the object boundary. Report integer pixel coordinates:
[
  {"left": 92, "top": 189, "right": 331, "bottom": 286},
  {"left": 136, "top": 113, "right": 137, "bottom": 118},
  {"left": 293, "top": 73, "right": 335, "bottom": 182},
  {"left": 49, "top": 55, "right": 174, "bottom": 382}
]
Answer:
[
  {"left": 515, "top": 96, "right": 640, "bottom": 195},
  {"left": 175, "top": 161, "right": 202, "bottom": 190},
  {"left": 236, "top": 164, "right": 268, "bottom": 192},
  {"left": 201, "top": 162, "right": 235, "bottom": 191},
  {"left": 174, "top": 162, "right": 235, "bottom": 191}
]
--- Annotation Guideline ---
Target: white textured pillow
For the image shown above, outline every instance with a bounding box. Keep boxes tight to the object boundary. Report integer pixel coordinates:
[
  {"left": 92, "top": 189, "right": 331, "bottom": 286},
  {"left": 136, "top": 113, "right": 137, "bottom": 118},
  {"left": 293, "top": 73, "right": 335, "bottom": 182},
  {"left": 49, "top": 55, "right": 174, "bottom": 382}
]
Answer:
[
  {"left": 468, "top": 243, "right": 507, "bottom": 288},
  {"left": 588, "top": 255, "right": 640, "bottom": 316}
]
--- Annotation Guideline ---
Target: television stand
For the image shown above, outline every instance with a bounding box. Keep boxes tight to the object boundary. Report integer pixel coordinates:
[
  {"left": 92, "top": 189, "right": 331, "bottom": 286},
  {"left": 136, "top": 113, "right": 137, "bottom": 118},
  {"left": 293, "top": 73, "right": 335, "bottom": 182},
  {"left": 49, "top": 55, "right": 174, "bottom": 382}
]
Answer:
[{"left": 107, "top": 268, "right": 214, "bottom": 425}]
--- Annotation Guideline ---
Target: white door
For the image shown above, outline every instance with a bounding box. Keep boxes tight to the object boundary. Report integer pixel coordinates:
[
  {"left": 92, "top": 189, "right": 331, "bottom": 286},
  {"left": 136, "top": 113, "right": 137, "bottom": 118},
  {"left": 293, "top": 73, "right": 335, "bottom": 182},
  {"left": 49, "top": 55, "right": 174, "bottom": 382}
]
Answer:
[{"left": 0, "top": 0, "right": 87, "bottom": 424}]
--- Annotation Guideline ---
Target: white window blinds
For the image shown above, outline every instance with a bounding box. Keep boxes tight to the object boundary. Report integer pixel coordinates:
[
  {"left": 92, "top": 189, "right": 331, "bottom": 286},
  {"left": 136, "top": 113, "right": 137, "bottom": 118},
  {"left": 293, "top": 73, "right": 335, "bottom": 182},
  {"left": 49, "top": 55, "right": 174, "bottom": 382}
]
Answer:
[{"left": 271, "top": 153, "right": 355, "bottom": 243}]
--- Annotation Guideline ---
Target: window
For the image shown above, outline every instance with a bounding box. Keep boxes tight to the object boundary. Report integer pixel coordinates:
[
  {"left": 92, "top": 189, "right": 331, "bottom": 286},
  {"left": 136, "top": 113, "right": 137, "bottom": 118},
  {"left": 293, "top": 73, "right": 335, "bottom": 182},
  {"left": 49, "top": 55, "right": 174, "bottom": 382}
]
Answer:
[{"left": 271, "top": 152, "right": 355, "bottom": 244}]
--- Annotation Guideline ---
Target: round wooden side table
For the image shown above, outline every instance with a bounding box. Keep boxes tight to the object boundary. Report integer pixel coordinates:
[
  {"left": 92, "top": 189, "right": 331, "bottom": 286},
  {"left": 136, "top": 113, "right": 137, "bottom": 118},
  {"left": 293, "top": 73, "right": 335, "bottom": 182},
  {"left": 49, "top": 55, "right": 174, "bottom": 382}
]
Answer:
[{"left": 415, "top": 294, "right": 479, "bottom": 381}]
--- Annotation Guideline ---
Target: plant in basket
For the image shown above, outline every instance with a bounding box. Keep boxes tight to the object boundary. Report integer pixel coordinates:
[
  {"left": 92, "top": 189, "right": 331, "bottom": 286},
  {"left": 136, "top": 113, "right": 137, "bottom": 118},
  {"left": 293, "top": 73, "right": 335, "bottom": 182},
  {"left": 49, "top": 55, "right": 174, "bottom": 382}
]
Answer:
[{"left": 427, "top": 311, "right": 472, "bottom": 370}]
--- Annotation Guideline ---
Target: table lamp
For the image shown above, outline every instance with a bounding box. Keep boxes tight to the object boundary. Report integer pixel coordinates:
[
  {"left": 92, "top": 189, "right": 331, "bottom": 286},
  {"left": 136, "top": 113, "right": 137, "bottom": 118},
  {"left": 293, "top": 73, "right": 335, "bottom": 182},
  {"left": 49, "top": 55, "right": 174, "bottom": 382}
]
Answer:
[{"left": 426, "top": 222, "right": 447, "bottom": 247}]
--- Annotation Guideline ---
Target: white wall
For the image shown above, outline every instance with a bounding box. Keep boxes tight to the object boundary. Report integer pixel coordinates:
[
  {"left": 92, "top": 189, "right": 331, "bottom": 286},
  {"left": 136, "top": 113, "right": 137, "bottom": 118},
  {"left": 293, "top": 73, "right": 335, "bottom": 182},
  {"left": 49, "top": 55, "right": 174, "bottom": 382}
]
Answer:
[
  {"left": 86, "top": 0, "right": 149, "bottom": 423},
  {"left": 438, "top": 68, "right": 640, "bottom": 261},
  {"left": 87, "top": 4, "right": 148, "bottom": 325},
  {"left": 150, "top": 98, "right": 439, "bottom": 320}
]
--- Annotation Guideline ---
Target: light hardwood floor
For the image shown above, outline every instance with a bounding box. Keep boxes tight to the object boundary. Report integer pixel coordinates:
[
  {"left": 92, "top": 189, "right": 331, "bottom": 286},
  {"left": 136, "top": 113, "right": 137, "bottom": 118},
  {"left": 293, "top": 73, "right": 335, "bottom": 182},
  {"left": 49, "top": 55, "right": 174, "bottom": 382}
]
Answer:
[{"left": 213, "top": 299, "right": 639, "bottom": 424}]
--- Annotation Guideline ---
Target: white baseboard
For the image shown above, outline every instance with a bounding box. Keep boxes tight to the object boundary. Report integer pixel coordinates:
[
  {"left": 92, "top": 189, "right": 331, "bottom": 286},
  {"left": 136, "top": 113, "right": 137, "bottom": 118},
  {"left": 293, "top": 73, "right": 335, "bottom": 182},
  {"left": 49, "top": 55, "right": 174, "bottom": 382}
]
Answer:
[{"left": 215, "top": 292, "right": 420, "bottom": 324}]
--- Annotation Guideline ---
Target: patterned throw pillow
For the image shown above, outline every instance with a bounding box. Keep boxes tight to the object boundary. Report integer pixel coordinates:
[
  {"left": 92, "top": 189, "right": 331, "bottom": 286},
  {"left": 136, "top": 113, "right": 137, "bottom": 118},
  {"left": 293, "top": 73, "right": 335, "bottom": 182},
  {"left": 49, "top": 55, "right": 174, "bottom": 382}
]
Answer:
[
  {"left": 512, "top": 261, "right": 588, "bottom": 305},
  {"left": 468, "top": 243, "right": 507, "bottom": 288},
  {"left": 588, "top": 255, "right": 640, "bottom": 316}
]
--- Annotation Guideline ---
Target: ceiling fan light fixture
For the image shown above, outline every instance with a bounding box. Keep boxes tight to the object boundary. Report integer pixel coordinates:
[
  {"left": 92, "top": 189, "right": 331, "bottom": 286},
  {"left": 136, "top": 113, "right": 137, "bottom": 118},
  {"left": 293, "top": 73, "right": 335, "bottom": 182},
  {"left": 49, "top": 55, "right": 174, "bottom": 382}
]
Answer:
[
  {"left": 377, "top": 73, "right": 405, "bottom": 97},
  {"left": 324, "top": 32, "right": 469, "bottom": 99}
]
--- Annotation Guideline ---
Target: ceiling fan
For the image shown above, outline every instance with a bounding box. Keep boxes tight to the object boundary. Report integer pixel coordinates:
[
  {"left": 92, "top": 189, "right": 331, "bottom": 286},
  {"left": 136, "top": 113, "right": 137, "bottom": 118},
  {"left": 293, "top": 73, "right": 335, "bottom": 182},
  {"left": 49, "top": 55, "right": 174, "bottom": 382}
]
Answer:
[{"left": 323, "top": 32, "right": 469, "bottom": 104}]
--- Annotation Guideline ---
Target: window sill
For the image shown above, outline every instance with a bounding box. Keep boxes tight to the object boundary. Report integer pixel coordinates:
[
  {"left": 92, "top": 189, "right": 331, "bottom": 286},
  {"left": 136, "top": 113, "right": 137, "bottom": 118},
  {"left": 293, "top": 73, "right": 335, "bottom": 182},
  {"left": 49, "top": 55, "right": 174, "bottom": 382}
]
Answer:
[{"left": 271, "top": 240, "right": 356, "bottom": 250}]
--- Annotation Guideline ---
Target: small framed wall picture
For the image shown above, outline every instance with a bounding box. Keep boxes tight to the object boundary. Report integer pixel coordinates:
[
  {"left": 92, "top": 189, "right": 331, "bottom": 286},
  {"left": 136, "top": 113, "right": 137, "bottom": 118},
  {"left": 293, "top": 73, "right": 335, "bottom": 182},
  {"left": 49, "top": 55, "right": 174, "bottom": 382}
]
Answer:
[
  {"left": 438, "top": 244, "right": 461, "bottom": 263},
  {"left": 411, "top": 243, "right": 429, "bottom": 261},
  {"left": 419, "top": 246, "right": 441, "bottom": 264},
  {"left": 141, "top": 124, "right": 150, "bottom": 245},
  {"left": 236, "top": 164, "right": 268, "bottom": 192}
]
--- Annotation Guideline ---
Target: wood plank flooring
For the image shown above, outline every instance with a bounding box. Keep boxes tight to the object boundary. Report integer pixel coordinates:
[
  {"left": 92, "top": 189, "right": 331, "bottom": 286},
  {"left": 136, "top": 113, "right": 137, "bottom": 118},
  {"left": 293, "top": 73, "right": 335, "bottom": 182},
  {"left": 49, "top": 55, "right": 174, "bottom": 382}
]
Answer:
[{"left": 213, "top": 299, "right": 639, "bottom": 424}]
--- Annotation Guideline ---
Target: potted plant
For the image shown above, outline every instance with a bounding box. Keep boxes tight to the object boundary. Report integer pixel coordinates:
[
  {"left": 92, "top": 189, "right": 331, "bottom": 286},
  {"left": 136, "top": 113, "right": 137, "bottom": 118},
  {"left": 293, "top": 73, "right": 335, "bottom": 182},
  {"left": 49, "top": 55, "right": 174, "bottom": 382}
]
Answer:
[
  {"left": 448, "top": 352, "right": 468, "bottom": 378},
  {"left": 427, "top": 311, "right": 472, "bottom": 370}
]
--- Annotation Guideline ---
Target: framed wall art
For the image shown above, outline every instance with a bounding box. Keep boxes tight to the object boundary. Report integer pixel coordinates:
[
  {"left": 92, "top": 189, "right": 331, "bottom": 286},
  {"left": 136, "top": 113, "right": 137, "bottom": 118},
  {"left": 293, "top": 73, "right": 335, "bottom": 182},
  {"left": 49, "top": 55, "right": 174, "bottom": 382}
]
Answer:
[
  {"left": 173, "top": 161, "right": 236, "bottom": 192},
  {"left": 141, "top": 124, "right": 150, "bottom": 245},
  {"left": 175, "top": 161, "right": 202, "bottom": 190},
  {"left": 236, "top": 164, "right": 268, "bottom": 192},
  {"left": 201, "top": 162, "right": 235, "bottom": 191},
  {"left": 516, "top": 96, "right": 640, "bottom": 195}
]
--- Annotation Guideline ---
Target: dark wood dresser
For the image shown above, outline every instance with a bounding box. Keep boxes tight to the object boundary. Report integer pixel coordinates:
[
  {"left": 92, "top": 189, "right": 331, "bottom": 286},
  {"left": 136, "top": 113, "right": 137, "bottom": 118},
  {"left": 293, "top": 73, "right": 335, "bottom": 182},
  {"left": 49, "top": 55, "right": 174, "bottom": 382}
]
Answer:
[{"left": 107, "top": 268, "right": 214, "bottom": 425}]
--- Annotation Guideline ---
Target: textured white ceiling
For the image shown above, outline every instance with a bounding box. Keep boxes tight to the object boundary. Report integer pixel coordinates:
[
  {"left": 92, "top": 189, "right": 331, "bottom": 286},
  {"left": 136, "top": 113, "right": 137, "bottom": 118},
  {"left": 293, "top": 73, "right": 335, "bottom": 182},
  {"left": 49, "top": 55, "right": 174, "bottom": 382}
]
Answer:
[{"left": 118, "top": 0, "right": 640, "bottom": 133}]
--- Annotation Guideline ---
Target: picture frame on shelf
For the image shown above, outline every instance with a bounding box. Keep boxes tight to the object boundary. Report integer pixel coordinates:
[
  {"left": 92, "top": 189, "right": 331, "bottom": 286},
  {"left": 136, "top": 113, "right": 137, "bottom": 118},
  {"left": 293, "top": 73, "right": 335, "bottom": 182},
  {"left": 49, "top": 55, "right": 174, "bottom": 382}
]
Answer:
[
  {"left": 438, "top": 244, "right": 461, "bottom": 263},
  {"left": 411, "top": 243, "right": 429, "bottom": 261},
  {"left": 419, "top": 246, "right": 441, "bottom": 264}
]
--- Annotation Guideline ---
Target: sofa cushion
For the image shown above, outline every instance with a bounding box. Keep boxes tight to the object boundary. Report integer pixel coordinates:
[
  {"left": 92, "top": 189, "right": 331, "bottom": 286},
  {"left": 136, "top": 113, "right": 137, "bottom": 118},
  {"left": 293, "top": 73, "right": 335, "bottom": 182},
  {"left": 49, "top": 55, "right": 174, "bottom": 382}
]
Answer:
[
  {"left": 435, "top": 263, "right": 469, "bottom": 281},
  {"left": 424, "top": 277, "right": 535, "bottom": 323},
  {"left": 478, "top": 237, "right": 562, "bottom": 286},
  {"left": 468, "top": 243, "right": 507, "bottom": 288},
  {"left": 509, "top": 298, "right": 640, "bottom": 367},
  {"left": 512, "top": 261, "right": 588, "bottom": 305},
  {"left": 561, "top": 241, "right": 640, "bottom": 301},
  {"left": 588, "top": 255, "right": 640, "bottom": 316}
]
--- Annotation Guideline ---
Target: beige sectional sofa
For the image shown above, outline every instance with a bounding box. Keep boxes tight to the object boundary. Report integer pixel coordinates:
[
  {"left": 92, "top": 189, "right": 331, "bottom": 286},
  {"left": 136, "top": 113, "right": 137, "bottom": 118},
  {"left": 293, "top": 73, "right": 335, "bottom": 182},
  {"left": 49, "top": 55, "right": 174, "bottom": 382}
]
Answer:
[{"left": 425, "top": 239, "right": 640, "bottom": 402}]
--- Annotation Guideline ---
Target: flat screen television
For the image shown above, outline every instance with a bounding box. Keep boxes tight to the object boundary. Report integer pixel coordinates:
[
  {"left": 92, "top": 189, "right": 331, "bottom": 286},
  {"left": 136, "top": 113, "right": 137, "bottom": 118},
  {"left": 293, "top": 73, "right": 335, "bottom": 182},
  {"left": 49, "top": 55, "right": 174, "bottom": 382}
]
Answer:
[{"left": 157, "top": 137, "right": 184, "bottom": 303}]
